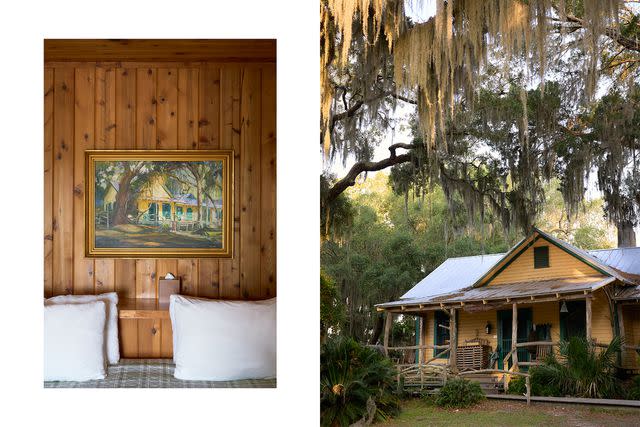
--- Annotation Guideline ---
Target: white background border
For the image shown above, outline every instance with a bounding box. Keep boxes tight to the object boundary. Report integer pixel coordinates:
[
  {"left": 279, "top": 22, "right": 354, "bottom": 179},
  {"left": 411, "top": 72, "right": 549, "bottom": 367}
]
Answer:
[{"left": 0, "top": 0, "right": 319, "bottom": 425}]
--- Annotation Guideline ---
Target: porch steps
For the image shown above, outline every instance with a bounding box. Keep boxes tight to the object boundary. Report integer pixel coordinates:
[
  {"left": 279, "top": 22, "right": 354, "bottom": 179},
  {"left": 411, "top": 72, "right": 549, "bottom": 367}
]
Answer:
[
  {"left": 396, "top": 369, "right": 505, "bottom": 395},
  {"left": 459, "top": 373, "right": 505, "bottom": 395}
]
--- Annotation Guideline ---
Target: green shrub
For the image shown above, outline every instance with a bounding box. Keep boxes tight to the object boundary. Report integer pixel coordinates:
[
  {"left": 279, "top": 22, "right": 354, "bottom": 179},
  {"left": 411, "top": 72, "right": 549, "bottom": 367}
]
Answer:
[
  {"left": 628, "top": 376, "right": 640, "bottom": 400},
  {"left": 435, "top": 378, "right": 484, "bottom": 408},
  {"left": 507, "top": 371, "right": 562, "bottom": 397},
  {"left": 320, "top": 337, "right": 400, "bottom": 427},
  {"left": 533, "top": 336, "right": 622, "bottom": 398}
]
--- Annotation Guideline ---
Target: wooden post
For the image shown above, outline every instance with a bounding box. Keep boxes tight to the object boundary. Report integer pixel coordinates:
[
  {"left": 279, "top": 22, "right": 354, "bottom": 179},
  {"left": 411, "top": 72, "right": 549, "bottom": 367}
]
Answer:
[
  {"left": 418, "top": 315, "right": 424, "bottom": 365},
  {"left": 617, "top": 304, "right": 626, "bottom": 366},
  {"left": 450, "top": 308, "right": 458, "bottom": 373},
  {"left": 585, "top": 297, "right": 592, "bottom": 341},
  {"left": 383, "top": 311, "right": 393, "bottom": 356},
  {"left": 511, "top": 303, "right": 518, "bottom": 370},
  {"left": 525, "top": 375, "right": 531, "bottom": 406}
]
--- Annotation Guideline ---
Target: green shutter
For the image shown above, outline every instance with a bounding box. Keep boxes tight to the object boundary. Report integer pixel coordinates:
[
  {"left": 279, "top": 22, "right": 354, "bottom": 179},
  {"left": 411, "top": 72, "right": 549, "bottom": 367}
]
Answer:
[{"left": 534, "top": 246, "right": 549, "bottom": 268}]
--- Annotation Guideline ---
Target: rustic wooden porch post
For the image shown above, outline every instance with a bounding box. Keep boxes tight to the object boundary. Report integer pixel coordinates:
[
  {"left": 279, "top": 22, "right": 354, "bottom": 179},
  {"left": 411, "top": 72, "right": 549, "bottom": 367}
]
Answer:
[
  {"left": 418, "top": 315, "right": 424, "bottom": 365},
  {"left": 617, "top": 304, "right": 626, "bottom": 366},
  {"left": 585, "top": 296, "right": 592, "bottom": 341},
  {"left": 450, "top": 308, "right": 458, "bottom": 373},
  {"left": 511, "top": 303, "right": 518, "bottom": 370},
  {"left": 383, "top": 311, "right": 393, "bottom": 357}
]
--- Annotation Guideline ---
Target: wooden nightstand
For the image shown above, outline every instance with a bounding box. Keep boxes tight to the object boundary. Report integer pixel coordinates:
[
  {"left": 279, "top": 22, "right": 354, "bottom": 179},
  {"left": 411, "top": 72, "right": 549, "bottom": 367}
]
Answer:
[{"left": 118, "top": 298, "right": 172, "bottom": 358}]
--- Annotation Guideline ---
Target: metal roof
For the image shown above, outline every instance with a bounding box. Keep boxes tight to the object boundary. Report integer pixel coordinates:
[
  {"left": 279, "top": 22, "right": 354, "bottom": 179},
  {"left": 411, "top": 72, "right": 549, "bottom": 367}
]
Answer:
[
  {"left": 401, "top": 253, "right": 504, "bottom": 300},
  {"left": 378, "top": 276, "right": 615, "bottom": 309},
  {"left": 171, "top": 193, "right": 222, "bottom": 208},
  {"left": 379, "top": 230, "right": 640, "bottom": 310},
  {"left": 589, "top": 247, "right": 640, "bottom": 276}
]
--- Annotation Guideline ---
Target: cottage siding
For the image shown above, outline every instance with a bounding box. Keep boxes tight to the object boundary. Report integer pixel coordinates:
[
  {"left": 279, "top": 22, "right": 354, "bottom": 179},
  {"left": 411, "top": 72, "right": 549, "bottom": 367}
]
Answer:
[
  {"left": 591, "top": 289, "right": 614, "bottom": 344},
  {"left": 421, "top": 295, "right": 624, "bottom": 369},
  {"left": 621, "top": 305, "right": 640, "bottom": 369},
  {"left": 457, "top": 310, "right": 497, "bottom": 348},
  {"left": 489, "top": 239, "right": 603, "bottom": 285},
  {"left": 423, "top": 312, "right": 446, "bottom": 365}
]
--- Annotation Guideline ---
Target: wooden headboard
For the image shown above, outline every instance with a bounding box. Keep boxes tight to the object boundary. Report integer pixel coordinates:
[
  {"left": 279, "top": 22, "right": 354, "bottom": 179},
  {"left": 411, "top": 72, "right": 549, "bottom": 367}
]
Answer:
[{"left": 44, "top": 39, "right": 276, "bottom": 357}]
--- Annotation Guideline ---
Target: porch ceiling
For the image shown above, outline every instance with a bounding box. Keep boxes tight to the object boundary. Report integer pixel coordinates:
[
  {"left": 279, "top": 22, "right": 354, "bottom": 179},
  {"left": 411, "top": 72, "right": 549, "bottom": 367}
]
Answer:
[
  {"left": 614, "top": 284, "right": 640, "bottom": 301},
  {"left": 376, "top": 276, "right": 615, "bottom": 310}
]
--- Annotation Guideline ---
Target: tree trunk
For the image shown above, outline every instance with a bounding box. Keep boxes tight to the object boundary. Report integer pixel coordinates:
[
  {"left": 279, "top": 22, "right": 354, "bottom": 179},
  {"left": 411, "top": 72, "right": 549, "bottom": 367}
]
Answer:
[
  {"left": 195, "top": 183, "right": 202, "bottom": 224},
  {"left": 369, "top": 313, "right": 385, "bottom": 345},
  {"left": 111, "top": 172, "right": 134, "bottom": 226},
  {"left": 617, "top": 221, "right": 637, "bottom": 247}
]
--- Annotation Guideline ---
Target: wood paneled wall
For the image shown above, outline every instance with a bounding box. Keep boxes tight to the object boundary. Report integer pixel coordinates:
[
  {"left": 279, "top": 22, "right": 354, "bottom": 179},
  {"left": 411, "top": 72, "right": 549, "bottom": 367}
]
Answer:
[{"left": 44, "top": 62, "right": 276, "bottom": 301}]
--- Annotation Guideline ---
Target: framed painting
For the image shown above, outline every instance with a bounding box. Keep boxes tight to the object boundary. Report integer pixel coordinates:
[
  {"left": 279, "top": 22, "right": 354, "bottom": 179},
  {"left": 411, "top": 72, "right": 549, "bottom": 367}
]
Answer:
[{"left": 85, "top": 150, "right": 233, "bottom": 258}]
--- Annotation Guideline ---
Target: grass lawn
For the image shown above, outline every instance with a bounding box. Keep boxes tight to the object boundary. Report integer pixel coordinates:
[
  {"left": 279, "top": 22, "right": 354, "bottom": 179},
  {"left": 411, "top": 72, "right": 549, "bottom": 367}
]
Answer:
[
  {"left": 378, "top": 398, "right": 640, "bottom": 427},
  {"left": 95, "top": 224, "right": 222, "bottom": 248}
]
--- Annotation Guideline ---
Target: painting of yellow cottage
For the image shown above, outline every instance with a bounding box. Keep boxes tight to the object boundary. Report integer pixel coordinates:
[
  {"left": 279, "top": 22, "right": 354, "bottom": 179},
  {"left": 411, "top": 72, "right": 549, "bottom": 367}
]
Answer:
[{"left": 94, "top": 159, "right": 224, "bottom": 249}]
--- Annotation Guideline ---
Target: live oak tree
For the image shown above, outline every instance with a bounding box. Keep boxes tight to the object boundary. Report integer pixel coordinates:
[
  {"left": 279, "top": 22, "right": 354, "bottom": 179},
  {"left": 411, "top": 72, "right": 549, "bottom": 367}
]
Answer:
[
  {"left": 95, "top": 161, "right": 149, "bottom": 226},
  {"left": 321, "top": 0, "right": 640, "bottom": 245}
]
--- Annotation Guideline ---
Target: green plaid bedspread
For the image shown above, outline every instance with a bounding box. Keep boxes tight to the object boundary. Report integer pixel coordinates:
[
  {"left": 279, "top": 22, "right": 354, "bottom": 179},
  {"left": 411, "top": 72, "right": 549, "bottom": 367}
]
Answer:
[{"left": 44, "top": 359, "right": 276, "bottom": 388}]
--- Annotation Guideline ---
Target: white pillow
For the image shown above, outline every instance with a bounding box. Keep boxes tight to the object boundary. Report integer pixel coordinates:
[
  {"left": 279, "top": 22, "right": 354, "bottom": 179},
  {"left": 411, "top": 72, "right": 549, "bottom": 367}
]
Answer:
[
  {"left": 45, "top": 292, "right": 120, "bottom": 364},
  {"left": 44, "top": 301, "right": 107, "bottom": 381},
  {"left": 170, "top": 295, "right": 276, "bottom": 381}
]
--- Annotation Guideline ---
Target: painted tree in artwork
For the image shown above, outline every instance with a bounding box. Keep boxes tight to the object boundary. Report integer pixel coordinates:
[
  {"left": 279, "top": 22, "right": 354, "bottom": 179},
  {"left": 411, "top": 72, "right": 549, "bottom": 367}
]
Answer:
[
  {"left": 95, "top": 161, "right": 149, "bottom": 226},
  {"left": 204, "top": 161, "right": 224, "bottom": 218},
  {"left": 164, "top": 161, "right": 219, "bottom": 226}
]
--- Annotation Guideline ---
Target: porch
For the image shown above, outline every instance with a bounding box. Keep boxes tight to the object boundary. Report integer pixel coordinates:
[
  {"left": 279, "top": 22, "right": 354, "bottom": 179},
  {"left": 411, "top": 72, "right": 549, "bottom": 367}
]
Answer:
[{"left": 379, "top": 286, "right": 639, "bottom": 395}]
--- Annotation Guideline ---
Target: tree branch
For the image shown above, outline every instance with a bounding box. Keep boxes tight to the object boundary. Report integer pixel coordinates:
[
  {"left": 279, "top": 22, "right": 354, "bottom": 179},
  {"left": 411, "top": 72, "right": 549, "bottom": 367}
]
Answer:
[
  {"left": 564, "top": 14, "right": 640, "bottom": 53},
  {"left": 324, "top": 143, "right": 419, "bottom": 205},
  {"left": 330, "top": 91, "right": 418, "bottom": 130}
]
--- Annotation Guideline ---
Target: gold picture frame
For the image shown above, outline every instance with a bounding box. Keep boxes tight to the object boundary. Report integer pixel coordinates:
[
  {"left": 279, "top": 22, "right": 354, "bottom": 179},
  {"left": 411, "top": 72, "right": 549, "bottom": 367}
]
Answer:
[{"left": 85, "top": 150, "right": 233, "bottom": 258}]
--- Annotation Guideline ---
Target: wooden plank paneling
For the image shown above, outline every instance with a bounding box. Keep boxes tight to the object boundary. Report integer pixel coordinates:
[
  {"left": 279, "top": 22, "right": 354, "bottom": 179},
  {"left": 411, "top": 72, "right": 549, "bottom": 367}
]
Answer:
[
  {"left": 240, "top": 68, "right": 262, "bottom": 299},
  {"left": 156, "top": 68, "right": 179, "bottom": 290},
  {"left": 198, "top": 65, "right": 220, "bottom": 298},
  {"left": 46, "top": 54, "right": 276, "bottom": 358},
  {"left": 178, "top": 68, "right": 199, "bottom": 150},
  {"left": 95, "top": 66, "right": 116, "bottom": 150},
  {"left": 219, "top": 66, "right": 242, "bottom": 299},
  {"left": 177, "top": 259, "right": 198, "bottom": 296},
  {"left": 260, "top": 64, "right": 276, "bottom": 298},
  {"left": 160, "top": 319, "right": 173, "bottom": 358},
  {"left": 73, "top": 67, "right": 96, "bottom": 294},
  {"left": 136, "top": 257, "right": 156, "bottom": 299},
  {"left": 177, "top": 68, "right": 200, "bottom": 295},
  {"left": 94, "top": 66, "right": 116, "bottom": 293},
  {"left": 114, "top": 68, "right": 137, "bottom": 298},
  {"left": 136, "top": 67, "right": 157, "bottom": 150},
  {"left": 44, "top": 69, "right": 54, "bottom": 298},
  {"left": 135, "top": 67, "right": 157, "bottom": 299},
  {"left": 198, "top": 260, "right": 219, "bottom": 298},
  {"left": 138, "top": 318, "right": 161, "bottom": 358},
  {"left": 94, "top": 259, "right": 114, "bottom": 294},
  {"left": 156, "top": 68, "right": 178, "bottom": 149},
  {"left": 45, "top": 40, "right": 276, "bottom": 63},
  {"left": 53, "top": 68, "right": 75, "bottom": 296},
  {"left": 120, "top": 319, "right": 139, "bottom": 358}
]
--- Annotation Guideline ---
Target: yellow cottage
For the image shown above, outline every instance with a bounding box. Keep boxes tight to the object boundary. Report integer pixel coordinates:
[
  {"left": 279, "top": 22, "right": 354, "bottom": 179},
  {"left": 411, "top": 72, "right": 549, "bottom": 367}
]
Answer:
[
  {"left": 103, "top": 176, "right": 222, "bottom": 230},
  {"left": 377, "top": 228, "right": 640, "bottom": 392}
]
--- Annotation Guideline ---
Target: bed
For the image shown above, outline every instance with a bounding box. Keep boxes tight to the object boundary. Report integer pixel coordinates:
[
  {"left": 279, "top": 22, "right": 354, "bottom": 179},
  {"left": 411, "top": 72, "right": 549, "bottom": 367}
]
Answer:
[{"left": 44, "top": 359, "right": 276, "bottom": 388}]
